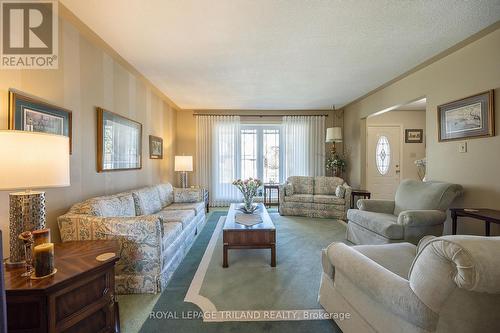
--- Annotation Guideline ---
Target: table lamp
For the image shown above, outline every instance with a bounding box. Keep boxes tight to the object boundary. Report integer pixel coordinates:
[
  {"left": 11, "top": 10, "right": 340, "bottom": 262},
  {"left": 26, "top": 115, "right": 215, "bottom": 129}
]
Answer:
[
  {"left": 325, "top": 127, "right": 342, "bottom": 155},
  {"left": 174, "top": 155, "right": 193, "bottom": 188},
  {"left": 0, "top": 130, "right": 70, "bottom": 267}
]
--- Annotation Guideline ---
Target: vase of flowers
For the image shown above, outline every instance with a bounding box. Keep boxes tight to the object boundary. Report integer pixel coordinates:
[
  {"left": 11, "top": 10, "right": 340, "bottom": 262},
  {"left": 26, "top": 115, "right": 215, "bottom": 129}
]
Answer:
[
  {"left": 232, "top": 177, "right": 262, "bottom": 213},
  {"left": 326, "top": 154, "right": 347, "bottom": 177}
]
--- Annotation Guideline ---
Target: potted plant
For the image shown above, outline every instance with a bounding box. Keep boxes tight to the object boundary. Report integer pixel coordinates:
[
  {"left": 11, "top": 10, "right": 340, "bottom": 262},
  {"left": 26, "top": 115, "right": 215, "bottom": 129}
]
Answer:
[
  {"left": 326, "top": 154, "right": 347, "bottom": 177},
  {"left": 232, "top": 177, "right": 263, "bottom": 213}
]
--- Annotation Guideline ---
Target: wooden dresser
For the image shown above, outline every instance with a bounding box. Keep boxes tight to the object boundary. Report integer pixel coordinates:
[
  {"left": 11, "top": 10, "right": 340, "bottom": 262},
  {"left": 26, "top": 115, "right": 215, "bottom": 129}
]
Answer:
[{"left": 4, "top": 241, "right": 120, "bottom": 333}]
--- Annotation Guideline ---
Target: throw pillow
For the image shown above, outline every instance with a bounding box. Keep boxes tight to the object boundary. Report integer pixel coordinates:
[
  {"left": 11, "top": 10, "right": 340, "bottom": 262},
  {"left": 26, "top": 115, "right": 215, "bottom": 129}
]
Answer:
[
  {"left": 335, "top": 185, "right": 346, "bottom": 198},
  {"left": 285, "top": 183, "right": 294, "bottom": 196}
]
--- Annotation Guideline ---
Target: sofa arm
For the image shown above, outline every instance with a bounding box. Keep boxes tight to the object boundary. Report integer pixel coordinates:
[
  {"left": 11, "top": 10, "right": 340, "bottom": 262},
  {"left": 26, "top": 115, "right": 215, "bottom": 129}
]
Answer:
[
  {"left": 342, "top": 183, "right": 352, "bottom": 215},
  {"left": 357, "top": 199, "right": 395, "bottom": 214},
  {"left": 327, "top": 242, "right": 438, "bottom": 331},
  {"left": 398, "top": 210, "right": 447, "bottom": 227},
  {"left": 58, "top": 214, "right": 163, "bottom": 276},
  {"left": 174, "top": 187, "right": 204, "bottom": 203},
  {"left": 279, "top": 184, "right": 286, "bottom": 204}
]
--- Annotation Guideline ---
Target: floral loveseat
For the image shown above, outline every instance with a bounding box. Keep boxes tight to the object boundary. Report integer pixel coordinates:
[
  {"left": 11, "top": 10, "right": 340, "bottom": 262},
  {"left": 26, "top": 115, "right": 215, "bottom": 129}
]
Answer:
[
  {"left": 58, "top": 183, "right": 206, "bottom": 294},
  {"left": 279, "top": 176, "right": 351, "bottom": 220}
]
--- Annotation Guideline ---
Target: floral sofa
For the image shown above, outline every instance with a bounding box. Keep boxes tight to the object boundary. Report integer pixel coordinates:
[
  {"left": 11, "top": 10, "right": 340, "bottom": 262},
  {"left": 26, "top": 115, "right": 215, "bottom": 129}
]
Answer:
[
  {"left": 58, "top": 183, "right": 206, "bottom": 294},
  {"left": 278, "top": 176, "right": 351, "bottom": 220}
]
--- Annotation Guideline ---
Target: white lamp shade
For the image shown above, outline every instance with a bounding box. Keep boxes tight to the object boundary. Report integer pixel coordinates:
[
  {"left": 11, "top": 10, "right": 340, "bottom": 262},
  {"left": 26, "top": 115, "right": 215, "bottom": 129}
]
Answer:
[
  {"left": 174, "top": 155, "right": 193, "bottom": 172},
  {"left": 0, "top": 130, "right": 70, "bottom": 190},
  {"left": 326, "top": 127, "right": 342, "bottom": 143}
]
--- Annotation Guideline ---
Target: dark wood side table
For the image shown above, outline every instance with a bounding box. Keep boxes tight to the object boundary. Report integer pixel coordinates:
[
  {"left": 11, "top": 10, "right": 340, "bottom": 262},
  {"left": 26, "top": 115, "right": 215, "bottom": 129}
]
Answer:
[
  {"left": 350, "top": 189, "right": 371, "bottom": 209},
  {"left": 5, "top": 240, "right": 120, "bottom": 333},
  {"left": 450, "top": 208, "right": 500, "bottom": 236},
  {"left": 263, "top": 184, "right": 280, "bottom": 208}
]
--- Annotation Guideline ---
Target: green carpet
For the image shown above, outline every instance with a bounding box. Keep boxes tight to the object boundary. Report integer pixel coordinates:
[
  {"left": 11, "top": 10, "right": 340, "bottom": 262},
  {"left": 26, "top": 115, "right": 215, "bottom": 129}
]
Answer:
[
  {"left": 195, "top": 214, "right": 347, "bottom": 312},
  {"left": 137, "top": 211, "right": 342, "bottom": 333}
]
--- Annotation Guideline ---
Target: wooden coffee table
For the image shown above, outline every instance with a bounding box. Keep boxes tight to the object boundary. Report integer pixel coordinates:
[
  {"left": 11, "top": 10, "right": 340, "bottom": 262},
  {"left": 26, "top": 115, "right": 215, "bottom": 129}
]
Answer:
[{"left": 223, "top": 203, "right": 276, "bottom": 268}]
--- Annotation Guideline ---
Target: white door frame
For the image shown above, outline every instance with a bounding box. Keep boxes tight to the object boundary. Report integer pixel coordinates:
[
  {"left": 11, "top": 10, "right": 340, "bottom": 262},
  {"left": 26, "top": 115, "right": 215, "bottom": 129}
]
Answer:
[{"left": 365, "top": 124, "right": 403, "bottom": 195}]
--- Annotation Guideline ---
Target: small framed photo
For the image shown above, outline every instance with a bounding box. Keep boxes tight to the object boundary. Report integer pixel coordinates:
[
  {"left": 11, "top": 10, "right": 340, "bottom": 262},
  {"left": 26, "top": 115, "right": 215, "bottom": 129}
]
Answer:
[
  {"left": 149, "top": 135, "right": 163, "bottom": 159},
  {"left": 8, "top": 89, "right": 72, "bottom": 153},
  {"left": 405, "top": 129, "right": 423, "bottom": 143},
  {"left": 438, "top": 90, "right": 494, "bottom": 142}
]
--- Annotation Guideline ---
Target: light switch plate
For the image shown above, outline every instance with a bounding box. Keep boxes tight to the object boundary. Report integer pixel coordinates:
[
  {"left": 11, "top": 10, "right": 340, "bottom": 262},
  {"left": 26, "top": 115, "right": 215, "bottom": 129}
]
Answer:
[{"left": 458, "top": 141, "right": 467, "bottom": 153}]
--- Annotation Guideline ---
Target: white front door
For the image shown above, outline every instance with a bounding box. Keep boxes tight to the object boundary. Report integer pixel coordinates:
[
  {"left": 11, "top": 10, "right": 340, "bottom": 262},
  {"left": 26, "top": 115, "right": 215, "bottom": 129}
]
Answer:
[{"left": 366, "top": 126, "right": 401, "bottom": 200}]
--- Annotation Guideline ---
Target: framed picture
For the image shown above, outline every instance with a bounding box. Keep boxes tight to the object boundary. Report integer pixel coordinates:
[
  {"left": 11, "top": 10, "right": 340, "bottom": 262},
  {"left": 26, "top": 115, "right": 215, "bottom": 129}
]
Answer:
[
  {"left": 8, "top": 89, "right": 72, "bottom": 153},
  {"left": 149, "top": 135, "right": 163, "bottom": 159},
  {"left": 438, "top": 90, "right": 494, "bottom": 142},
  {"left": 97, "top": 107, "right": 142, "bottom": 172},
  {"left": 405, "top": 129, "right": 423, "bottom": 143}
]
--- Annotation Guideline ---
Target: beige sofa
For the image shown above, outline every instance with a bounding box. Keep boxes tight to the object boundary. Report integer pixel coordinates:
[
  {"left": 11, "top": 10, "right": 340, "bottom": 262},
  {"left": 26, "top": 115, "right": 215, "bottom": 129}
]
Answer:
[
  {"left": 279, "top": 176, "right": 351, "bottom": 220},
  {"left": 319, "top": 235, "right": 500, "bottom": 333},
  {"left": 58, "top": 183, "right": 206, "bottom": 294}
]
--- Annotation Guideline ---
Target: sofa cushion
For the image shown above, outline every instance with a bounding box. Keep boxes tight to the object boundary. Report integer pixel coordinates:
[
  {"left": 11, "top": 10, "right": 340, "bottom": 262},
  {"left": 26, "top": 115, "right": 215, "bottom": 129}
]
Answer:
[
  {"left": 335, "top": 185, "right": 346, "bottom": 198},
  {"left": 163, "top": 202, "right": 205, "bottom": 216},
  {"left": 313, "top": 195, "right": 345, "bottom": 205},
  {"left": 155, "top": 209, "right": 195, "bottom": 230},
  {"left": 162, "top": 221, "right": 183, "bottom": 249},
  {"left": 284, "top": 194, "right": 314, "bottom": 203},
  {"left": 132, "top": 187, "right": 162, "bottom": 215},
  {"left": 174, "top": 188, "right": 202, "bottom": 203},
  {"left": 353, "top": 243, "right": 416, "bottom": 279},
  {"left": 394, "top": 179, "right": 463, "bottom": 215},
  {"left": 92, "top": 194, "right": 136, "bottom": 217},
  {"left": 347, "top": 209, "right": 403, "bottom": 240},
  {"left": 155, "top": 183, "right": 174, "bottom": 207},
  {"left": 314, "top": 176, "right": 344, "bottom": 195},
  {"left": 288, "top": 176, "right": 314, "bottom": 194}
]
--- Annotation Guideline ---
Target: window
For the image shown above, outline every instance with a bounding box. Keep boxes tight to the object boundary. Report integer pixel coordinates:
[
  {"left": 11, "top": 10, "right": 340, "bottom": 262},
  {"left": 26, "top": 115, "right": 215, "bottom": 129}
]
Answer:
[
  {"left": 240, "top": 125, "right": 283, "bottom": 184},
  {"left": 376, "top": 135, "right": 391, "bottom": 175},
  {"left": 241, "top": 128, "right": 257, "bottom": 180}
]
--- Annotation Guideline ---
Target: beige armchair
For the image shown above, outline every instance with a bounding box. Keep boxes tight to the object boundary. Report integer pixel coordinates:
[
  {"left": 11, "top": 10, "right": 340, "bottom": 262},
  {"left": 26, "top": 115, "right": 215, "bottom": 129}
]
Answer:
[
  {"left": 319, "top": 235, "right": 500, "bottom": 333},
  {"left": 347, "top": 179, "right": 462, "bottom": 245}
]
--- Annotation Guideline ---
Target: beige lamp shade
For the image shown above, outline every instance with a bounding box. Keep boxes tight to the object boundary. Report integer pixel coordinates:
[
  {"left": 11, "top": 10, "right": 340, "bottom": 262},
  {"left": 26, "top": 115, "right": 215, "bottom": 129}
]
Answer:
[
  {"left": 0, "top": 130, "right": 70, "bottom": 190},
  {"left": 174, "top": 155, "right": 193, "bottom": 172},
  {"left": 326, "top": 127, "right": 342, "bottom": 143}
]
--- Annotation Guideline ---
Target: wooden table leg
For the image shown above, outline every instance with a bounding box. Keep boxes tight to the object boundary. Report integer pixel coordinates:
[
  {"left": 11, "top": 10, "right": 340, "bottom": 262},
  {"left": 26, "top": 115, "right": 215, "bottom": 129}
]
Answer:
[
  {"left": 223, "top": 244, "right": 228, "bottom": 268},
  {"left": 270, "top": 244, "right": 276, "bottom": 267},
  {"left": 114, "top": 301, "right": 121, "bottom": 333},
  {"left": 451, "top": 211, "right": 457, "bottom": 235},
  {"left": 486, "top": 221, "right": 490, "bottom": 236}
]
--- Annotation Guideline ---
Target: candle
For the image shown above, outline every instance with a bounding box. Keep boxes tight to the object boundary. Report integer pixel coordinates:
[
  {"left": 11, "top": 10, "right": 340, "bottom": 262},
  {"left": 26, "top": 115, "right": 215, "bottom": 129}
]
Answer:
[
  {"left": 32, "top": 229, "right": 51, "bottom": 247},
  {"left": 34, "top": 243, "right": 54, "bottom": 277}
]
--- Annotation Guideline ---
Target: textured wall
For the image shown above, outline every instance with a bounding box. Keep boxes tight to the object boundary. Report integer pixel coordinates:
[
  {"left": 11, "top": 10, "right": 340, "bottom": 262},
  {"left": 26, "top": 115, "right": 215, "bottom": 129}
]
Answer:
[
  {"left": 0, "top": 8, "right": 178, "bottom": 257},
  {"left": 343, "top": 27, "right": 500, "bottom": 236}
]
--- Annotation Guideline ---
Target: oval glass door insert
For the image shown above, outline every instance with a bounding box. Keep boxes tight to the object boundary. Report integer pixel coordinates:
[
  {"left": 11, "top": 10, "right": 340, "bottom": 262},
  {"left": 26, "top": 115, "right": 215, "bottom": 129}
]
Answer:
[{"left": 376, "top": 135, "right": 391, "bottom": 175}]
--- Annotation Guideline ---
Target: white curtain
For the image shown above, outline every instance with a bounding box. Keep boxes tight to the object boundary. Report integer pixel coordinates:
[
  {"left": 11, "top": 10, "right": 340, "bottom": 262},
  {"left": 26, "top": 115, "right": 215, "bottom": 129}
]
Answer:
[
  {"left": 283, "top": 116, "right": 325, "bottom": 178},
  {"left": 196, "top": 115, "right": 241, "bottom": 206}
]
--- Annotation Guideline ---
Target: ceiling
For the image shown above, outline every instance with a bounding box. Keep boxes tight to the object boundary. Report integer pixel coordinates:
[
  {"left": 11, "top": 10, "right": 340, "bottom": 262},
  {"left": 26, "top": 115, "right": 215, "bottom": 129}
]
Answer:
[{"left": 61, "top": 0, "right": 500, "bottom": 110}]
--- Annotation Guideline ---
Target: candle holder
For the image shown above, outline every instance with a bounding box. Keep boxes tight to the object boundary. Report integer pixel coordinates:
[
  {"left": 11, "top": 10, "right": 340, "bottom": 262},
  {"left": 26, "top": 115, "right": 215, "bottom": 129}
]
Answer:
[{"left": 18, "top": 231, "right": 34, "bottom": 277}]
